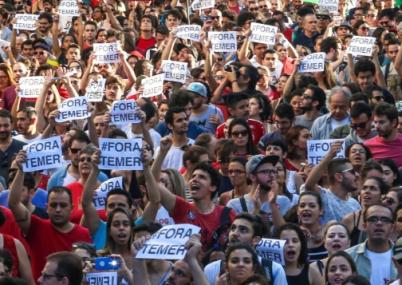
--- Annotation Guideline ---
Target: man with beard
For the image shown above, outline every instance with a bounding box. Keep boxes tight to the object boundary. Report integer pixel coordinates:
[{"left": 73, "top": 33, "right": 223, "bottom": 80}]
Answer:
[
  {"left": 35, "top": 12, "right": 52, "bottom": 47},
  {"left": 204, "top": 213, "right": 287, "bottom": 285},
  {"left": 8, "top": 151, "right": 91, "bottom": 281},
  {"left": 305, "top": 143, "right": 361, "bottom": 224},
  {"left": 346, "top": 204, "right": 397, "bottom": 284},
  {"left": 0, "top": 110, "right": 25, "bottom": 184},
  {"left": 364, "top": 103, "right": 402, "bottom": 167},
  {"left": 13, "top": 108, "right": 41, "bottom": 143},
  {"left": 227, "top": 155, "right": 291, "bottom": 219},
  {"left": 294, "top": 85, "right": 326, "bottom": 129}
]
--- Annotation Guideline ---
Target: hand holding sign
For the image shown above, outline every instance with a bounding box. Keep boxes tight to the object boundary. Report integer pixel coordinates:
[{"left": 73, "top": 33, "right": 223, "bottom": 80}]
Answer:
[
  {"left": 184, "top": 234, "right": 202, "bottom": 263},
  {"left": 13, "top": 150, "right": 27, "bottom": 171}
]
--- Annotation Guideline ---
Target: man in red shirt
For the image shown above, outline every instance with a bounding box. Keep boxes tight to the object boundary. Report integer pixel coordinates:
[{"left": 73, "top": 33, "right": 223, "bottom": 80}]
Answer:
[
  {"left": 136, "top": 15, "right": 156, "bottom": 56},
  {"left": 8, "top": 151, "right": 92, "bottom": 280},
  {"left": 216, "top": 92, "right": 265, "bottom": 144}
]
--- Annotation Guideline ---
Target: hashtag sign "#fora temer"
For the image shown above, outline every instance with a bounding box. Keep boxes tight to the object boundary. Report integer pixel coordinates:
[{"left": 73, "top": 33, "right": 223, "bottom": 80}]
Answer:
[
  {"left": 98, "top": 138, "right": 143, "bottom": 171},
  {"left": 307, "top": 139, "right": 345, "bottom": 165}
]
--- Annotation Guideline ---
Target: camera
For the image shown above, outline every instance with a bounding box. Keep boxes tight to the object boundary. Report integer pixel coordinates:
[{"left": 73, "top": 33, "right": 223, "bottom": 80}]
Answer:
[{"left": 93, "top": 257, "right": 121, "bottom": 271}]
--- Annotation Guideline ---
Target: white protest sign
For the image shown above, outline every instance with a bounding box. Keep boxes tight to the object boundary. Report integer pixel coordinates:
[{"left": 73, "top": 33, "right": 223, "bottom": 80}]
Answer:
[
  {"left": 191, "top": 0, "right": 215, "bottom": 10},
  {"left": 58, "top": 0, "right": 80, "bottom": 15},
  {"left": 99, "top": 138, "right": 143, "bottom": 170},
  {"left": 298, "top": 52, "right": 326, "bottom": 73},
  {"left": 23, "top": 136, "right": 63, "bottom": 172},
  {"left": 307, "top": 139, "right": 345, "bottom": 165},
  {"left": 141, "top": 73, "right": 165, "bottom": 98},
  {"left": 110, "top": 100, "right": 141, "bottom": 124},
  {"left": 256, "top": 238, "right": 286, "bottom": 265},
  {"left": 162, "top": 60, "right": 188, "bottom": 84},
  {"left": 56, "top": 96, "right": 91, "bottom": 123},
  {"left": 136, "top": 224, "right": 201, "bottom": 260},
  {"left": 318, "top": 0, "right": 339, "bottom": 14},
  {"left": 347, "top": 36, "right": 376, "bottom": 57},
  {"left": 86, "top": 272, "right": 117, "bottom": 285},
  {"left": 93, "top": 176, "right": 124, "bottom": 210},
  {"left": 176, "top": 25, "right": 201, "bottom": 42},
  {"left": 18, "top": 76, "right": 45, "bottom": 98},
  {"left": 250, "top": 23, "right": 278, "bottom": 46},
  {"left": 93, "top": 43, "right": 120, "bottom": 64},
  {"left": 0, "top": 39, "right": 10, "bottom": 48},
  {"left": 14, "top": 14, "right": 39, "bottom": 30},
  {"left": 85, "top": 78, "right": 106, "bottom": 102},
  {"left": 208, "top": 32, "right": 237, "bottom": 53}
]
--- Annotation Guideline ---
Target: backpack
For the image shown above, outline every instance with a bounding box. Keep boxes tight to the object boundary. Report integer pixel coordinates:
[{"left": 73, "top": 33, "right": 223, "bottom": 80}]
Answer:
[{"left": 210, "top": 207, "right": 232, "bottom": 249}]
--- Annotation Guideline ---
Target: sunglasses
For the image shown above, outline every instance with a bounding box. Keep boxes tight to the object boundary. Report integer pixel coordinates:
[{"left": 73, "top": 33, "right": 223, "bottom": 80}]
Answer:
[
  {"left": 341, "top": 168, "right": 356, "bottom": 175},
  {"left": 210, "top": 16, "right": 220, "bottom": 20},
  {"left": 366, "top": 216, "right": 393, "bottom": 224},
  {"left": 70, "top": 148, "right": 82, "bottom": 154},
  {"left": 350, "top": 122, "right": 367, "bottom": 130},
  {"left": 231, "top": 130, "right": 248, "bottom": 137}
]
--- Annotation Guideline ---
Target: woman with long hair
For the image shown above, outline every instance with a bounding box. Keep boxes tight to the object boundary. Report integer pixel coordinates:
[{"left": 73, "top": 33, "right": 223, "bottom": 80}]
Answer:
[
  {"left": 275, "top": 223, "right": 324, "bottom": 285},
  {"left": 0, "top": 64, "right": 15, "bottom": 108},
  {"left": 325, "top": 251, "right": 357, "bottom": 285},
  {"left": 285, "top": 126, "right": 311, "bottom": 171},
  {"left": 346, "top": 143, "right": 372, "bottom": 175},
  {"left": 378, "top": 159, "right": 402, "bottom": 187},
  {"left": 228, "top": 118, "right": 259, "bottom": 157}
]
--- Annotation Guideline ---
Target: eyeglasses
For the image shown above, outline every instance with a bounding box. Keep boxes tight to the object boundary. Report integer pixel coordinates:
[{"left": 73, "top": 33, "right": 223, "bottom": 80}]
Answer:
[
  {"left": 70, "top": 148, "right": 82, "bottom": 154},
  {"left": 35, "top": 51, "right": 45, "bottom": 55},
  {"left": 350, "top": 148, "right": 365, "bottom": 154},
  {"left": 256, "top": 169, "right": 277, "bottom": 175},
  {"left": 210, "top": 16, "right": 220, "bottom": 20},
  {"left": 228, "top": 169, "right": 245, "bottom": 175},
  {"left": 231, "top": 130, "right": 248, "bottom": 137},
  {"left": 350, "top": 122, "right": 367, "bottom": 130},
  {"left": 366, "top": 216, "right": 393, "bottom": 224},
  {"left": 79, "top": 157, "right": 91, "bottom": 162},
  {"left": 341, "top": 168, "right": 356, "bottom": 175}
]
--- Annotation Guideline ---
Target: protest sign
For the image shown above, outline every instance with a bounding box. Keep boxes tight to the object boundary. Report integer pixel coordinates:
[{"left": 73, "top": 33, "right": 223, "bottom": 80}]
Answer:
[
  {"left": 14, "top": 14, "right": 39, "bottom": 30},
  {"left": 249, "top": 23, "right": 278, "bottom": 46},
  {"left": 307, "top": 139, "right": 345, "bottom": 165},
  {"left": 298, "top": 52, "right": 326, "bottom": 73},
  {"left": 162, "top": 60, "right": 188, "bottom": 83},
  {"left": 86, "top": 78, "right": 106, "bottom": 102},
  {"left": 0, "top": 39, "right": 10, "bottom": 48},
  {"left": 99, "top": 138, "right": 143, "bottom": 170},
  {"left": 93, "top": 176, "right": 124, "bottom": 210},
  {"left": 141, "top": 73, "right": 165, "bottom": 98},
  {"left": 208, "top": 32, "right": 237, "bottom": 53},
  {"left": 176, "top": 25, "right": 201, "bottom": 42},
  {"left": 256, "top": 238, "right": 286, "bottom": 265},
  {"left": 136, "top": 224, "right": 200, "bottom": 260},
  {"left": 56, "top": 96, "right": 91, "bottom": 123},
  {"left": 347, "top": 36, "right": 376, "bottom": 57},
  {"left": 23, "top": 136, "right": 63, "bottom": 172},
  {"left": 318, "top": 0, "right": 339, "bottom": 13},
  {"left": 191, "top": 0, "right": 215, "bottom": 10},
  {"left": 93, "top": 43, "right": 120, "bottom": 64},
  {"left": 18, "top": 76, "right": 45, "bottom": 98},
  {"left": 110, "top": 100, "right": 141, "bottom": 124},
  {"left": 86, "top": 272, "right": 117, "bottom": 285},
  {"left": 58, "top": 0, "right": 80, "bottom": 32}
]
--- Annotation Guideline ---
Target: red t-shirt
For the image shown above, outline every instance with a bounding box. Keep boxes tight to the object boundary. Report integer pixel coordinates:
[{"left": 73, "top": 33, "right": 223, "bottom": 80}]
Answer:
[
  {"left": 66, "top": 181, "right": 107, "bottom": 224},
  {"left": 136, "top": 37, "right": 156, "bottom": 56},
  {"left": 216, "top": 118, "right": 265, "bottom": 144},
  {"left": 364, "top": 134, "right": 402, "bottom": 167},
  {"left": 27, "top": 215, "right": 92, "bottom": 280},
  {"left": 0, "top": 207, "right": 28, "bottom": 251},
  {"left": 171, "top": 196, "right": 235, "bottom": 251}
]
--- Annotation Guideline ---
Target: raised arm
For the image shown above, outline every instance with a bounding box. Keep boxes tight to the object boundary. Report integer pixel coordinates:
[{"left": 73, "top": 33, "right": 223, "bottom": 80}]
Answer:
[
  {"left": 184, "top": 234, "right": 209, "bottom": 285},
  {"left": 372, "top": 46, "right": 386, "bottom": 89},
  {"left": 238, "top": 30, "right": 252, "bottom": 65},
  {"left": 151, "top": 136, "right": 172, "bottom": 182},
  {"left": 51, "top": 14, "right": 62, "bottom": 57},
  {"left": 35, "top": 79, "right": 55, "bottom": 133},
  {"left": 119, "top": 50, "right": 136, "bottom": 91},
  {"left": 8, "top": 151, "right": 32, "bottom": 236},
  {"left": 161, "top": 31, "right": 177, "bottom": 62},
  {"left": 347, "top": 53, "right": 357, "bottom": 83},
  {"left": 282, "top": 58, "right": 300, "bottom": 98},
  {"left": 131, "top": 236, "right": 152, "bottom": 285},
  {"left": 79, "top": 54, "right": 96, "bottom": 93},
  {"left": 81, "top": 149, "right": 101, "bottom": 235}
]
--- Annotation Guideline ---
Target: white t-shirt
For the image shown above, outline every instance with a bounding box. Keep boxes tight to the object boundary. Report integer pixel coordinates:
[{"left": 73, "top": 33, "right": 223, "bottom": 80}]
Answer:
[
  {"left": 13, "top": 134, "right": 42, "bottom": 144},
  {"left": 154, "top": 138, "right": 194, "bottom": 170},
  {"left": 330, "top": 116, "right": 350, "bottom": 131},
  {"left": 155, "top": 206, "right": 174, "bottom": 226},
  {"left": 367, "top": 248, "right": 392, "bottom": 285}
]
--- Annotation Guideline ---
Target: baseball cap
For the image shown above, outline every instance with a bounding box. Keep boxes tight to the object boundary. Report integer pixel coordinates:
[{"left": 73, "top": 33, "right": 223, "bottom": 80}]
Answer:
[
  {"left": 393, "top": 237, "right": 402, "bottom": 260},
  {"left": 316, "top": 8, "right": 331, "bottom": 18},
  {"left": 186, "top": 82, "right": 208, "bottom": 97},
  {"left": 335, "top": 21, "right": 353, "bottom": 32},
  {"left": 246, "top": 155, "right": 279, "bottom": 174}
]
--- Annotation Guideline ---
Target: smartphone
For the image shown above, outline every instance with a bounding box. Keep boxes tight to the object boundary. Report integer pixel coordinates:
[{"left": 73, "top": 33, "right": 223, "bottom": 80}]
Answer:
[{"left": 93, "top": 257, "right": 121, "bottom": 271}]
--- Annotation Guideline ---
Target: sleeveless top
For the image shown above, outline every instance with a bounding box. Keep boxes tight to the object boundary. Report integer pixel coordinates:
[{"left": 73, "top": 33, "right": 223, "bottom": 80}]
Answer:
[
  {"left": 308, "top": 244, "right": 328, "bottom": 262},
  {"left": 286, "top": 264, "right": 310, "bottom": 285},
  {"left": 350, "top": 211, "right": 367, "bottom": 246},
  {"left": 3, "top": 234, "right": 19, "bottom": 277}
]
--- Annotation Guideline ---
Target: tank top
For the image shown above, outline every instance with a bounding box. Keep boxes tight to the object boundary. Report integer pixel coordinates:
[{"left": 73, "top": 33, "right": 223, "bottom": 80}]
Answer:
[
  {"left": 350, "top": 211, "right": 367, "bottom": 246},
  {"left": 286, "top": 264, "right": 310, "bottom": 285},
  {"left": 308, "top": 244, "right": 328, "bottom": 262}
]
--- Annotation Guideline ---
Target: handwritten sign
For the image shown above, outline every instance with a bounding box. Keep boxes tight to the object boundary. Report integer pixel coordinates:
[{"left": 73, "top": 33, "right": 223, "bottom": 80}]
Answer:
[
  {"left": 347, "top": 36, "right": 376, "bottom": 57},
  {"left": 99, "top": 138, "right": 143, "bottom": 170},
  {"left": 161, "top": 60, "right": 188, "bottom": 83},
  {"left": 86, "top": 78, "right": 106, "bottom": 102},
  {"left": 93, "top": 176, "right": 124, "bottom": 210},
  {"left": 318, "top": 0, "right": 339, "bottom": 13},
  {"left": 141, "top": 73, "right": 165, "bottom": 98},
  {"left": 110, "top": 100, "right": 141, "bottom": 124},
  {"left": 298, "top": 52, "right": 326, "bottom": 73},
  {"left": 93, "top": 43, "right": 120, "bottom": 64},
  {"left": 307, "top": 139, "right": 345, "bottom": 165},
  {"left": 209, "top": 32, "right": 237, "bottom": 53},
  {"left": 136, "top": 224, "right": 200, "bottom": 260},
  {"left": 250, "top": 23, "right": 278, "bottom": 46},
  {"left": 256, "top": 238, "right": 286, "bottom": 265},
  {"left": 86, "top": 272, "right": 117, "bottom": 285},
  {"left": 23, "top": 136, "right": 63, "bottom": 172},
  {"left": 56, "top": 97, "right": 90, "bottom": 122},
  {"left": 14, "top": 14, "right": 39, "bottom": 30},
  {"left": 18, "top": 76, "right": 45, "bottom": 98},
  {"left": 59, "top": 0, "right": 80, "bottom": 32},
  {"left": 176, "top": 25, "right": 201, "bottom": 42},
  {"left": 191, "top": 0, "right": 215, "bottom": 10}
]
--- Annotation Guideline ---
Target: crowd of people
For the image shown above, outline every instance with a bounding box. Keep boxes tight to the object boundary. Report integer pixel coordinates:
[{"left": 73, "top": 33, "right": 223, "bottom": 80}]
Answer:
[{"left": 0, "top": 0, "right": 400, "bottom": 284}]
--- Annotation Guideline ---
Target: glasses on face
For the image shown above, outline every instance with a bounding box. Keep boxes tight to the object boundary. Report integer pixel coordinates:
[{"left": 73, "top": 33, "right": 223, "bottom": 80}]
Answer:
[
  {"left": 79, "top": 157, "right": 91, "bottom": 163},
  {"left": 228, "top": 169, "right": 245, "bottom": 175},
  {"left": 366, "top": 216, "right": 393, "bottom": 224},
  {"left": 256, "top": 169, "right": 277, "bottom": 176},
  {"left": 341, "top": 168, "right": 356, "bottom": 175},
  {"left": 35, "top": 51, "right": 45, "bottom": 56},
  {"left": 350, "top": 148, "right": 365, "bottom": 154},
  {"left": 231, "top": 130, "right": 248, "bottom": 137},
  {"left": 70, "top": 148, "right": 82, "bottom": 154},
  {"left": 210, "top": 16, "right": 220, "bottom": 20},
  {"left": 350, "top": 122, "right": 367, "bottom": 130}
]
